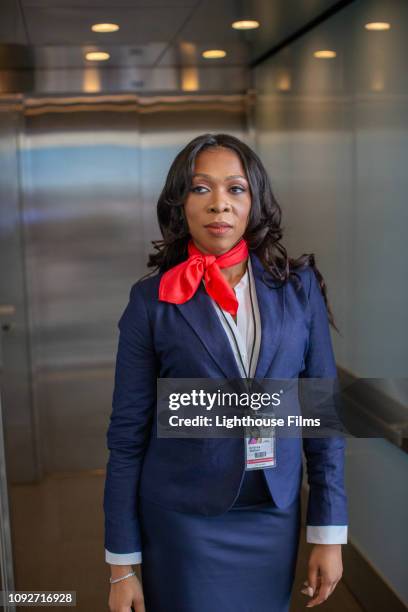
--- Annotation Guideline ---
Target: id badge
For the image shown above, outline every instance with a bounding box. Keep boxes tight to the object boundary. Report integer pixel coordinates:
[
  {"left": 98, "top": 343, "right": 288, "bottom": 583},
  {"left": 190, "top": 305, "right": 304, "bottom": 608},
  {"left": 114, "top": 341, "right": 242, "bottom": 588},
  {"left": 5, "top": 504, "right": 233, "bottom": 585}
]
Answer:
[{"left": 244, "top": 425, "right": 276, "bottom": 470}]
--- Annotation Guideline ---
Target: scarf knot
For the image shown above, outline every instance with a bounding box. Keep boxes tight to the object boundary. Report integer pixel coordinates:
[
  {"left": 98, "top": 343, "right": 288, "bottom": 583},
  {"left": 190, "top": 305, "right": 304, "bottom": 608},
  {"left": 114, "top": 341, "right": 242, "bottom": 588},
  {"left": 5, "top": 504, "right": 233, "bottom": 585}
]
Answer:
[{"left": 158, "top": 238, "right": 249, "bottom": 316}]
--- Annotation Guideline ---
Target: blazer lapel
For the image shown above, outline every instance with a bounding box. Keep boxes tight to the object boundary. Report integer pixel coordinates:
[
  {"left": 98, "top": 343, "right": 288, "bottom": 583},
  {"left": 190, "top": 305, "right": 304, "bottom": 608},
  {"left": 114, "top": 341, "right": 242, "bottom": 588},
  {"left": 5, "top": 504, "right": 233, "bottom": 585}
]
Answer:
[
  {"left": 250, "top": 251, "right": 286, "bottom": 379},
  {"left": 174, "top": 282, "right": 242, "bottom": 379},
  {"left": 173, "top": 250, "right": 285, "bottom": 380}
]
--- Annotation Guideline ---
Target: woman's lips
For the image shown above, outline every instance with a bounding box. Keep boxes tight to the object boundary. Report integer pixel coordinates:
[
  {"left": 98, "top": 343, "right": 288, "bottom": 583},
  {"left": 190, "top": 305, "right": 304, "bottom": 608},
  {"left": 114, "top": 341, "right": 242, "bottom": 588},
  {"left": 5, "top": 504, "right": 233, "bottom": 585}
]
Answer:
[{"left": 204, "top": 224, "right": 233, "bottom": 235}]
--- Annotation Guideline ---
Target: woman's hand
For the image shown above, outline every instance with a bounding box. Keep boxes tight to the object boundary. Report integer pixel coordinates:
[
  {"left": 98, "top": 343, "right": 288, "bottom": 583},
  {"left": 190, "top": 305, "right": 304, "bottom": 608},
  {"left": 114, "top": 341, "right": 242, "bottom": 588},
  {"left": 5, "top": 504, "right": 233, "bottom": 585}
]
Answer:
[
  {"left": 108, "top": 566, "right": 145, "bottom": 612},
  {"left": 301, "top": 544, "right": 343, "bottom": 607}
]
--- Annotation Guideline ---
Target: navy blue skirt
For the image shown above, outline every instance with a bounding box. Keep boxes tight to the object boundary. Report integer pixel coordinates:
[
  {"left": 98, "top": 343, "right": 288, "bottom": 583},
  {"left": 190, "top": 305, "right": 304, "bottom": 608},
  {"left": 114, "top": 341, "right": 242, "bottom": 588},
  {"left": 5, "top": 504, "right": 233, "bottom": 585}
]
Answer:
[{"left": 139, "top": 469, "right": 301, "bottom": 612}]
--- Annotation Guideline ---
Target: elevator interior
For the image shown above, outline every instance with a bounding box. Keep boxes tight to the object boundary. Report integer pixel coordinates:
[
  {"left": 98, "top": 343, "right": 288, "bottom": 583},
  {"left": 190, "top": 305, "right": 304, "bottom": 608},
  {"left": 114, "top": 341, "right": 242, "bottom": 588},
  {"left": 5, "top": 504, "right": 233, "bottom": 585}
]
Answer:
[{"left": 0, "top": 1, "right": 407, "bottom": 611}]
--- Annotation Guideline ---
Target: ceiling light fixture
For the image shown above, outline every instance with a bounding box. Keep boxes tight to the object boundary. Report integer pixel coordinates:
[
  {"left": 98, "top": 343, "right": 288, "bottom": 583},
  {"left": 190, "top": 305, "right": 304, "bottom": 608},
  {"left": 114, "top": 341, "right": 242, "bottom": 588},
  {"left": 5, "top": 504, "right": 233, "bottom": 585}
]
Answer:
[
  {"left": 85, "top": 51, "right": 110, "bottom": 61},
  {"left": 364, "top": 22, "right": 391, "bottom": 30},
  {"left": 202, "top": 49, "right": 226, "bottom": 59},
  {"left": 91, "top": 23, "right": 119, "bottom": 33},
  {"left": 313, "top": 50, "right": 336, "bottom": 58},
  {"left": 231, "top": 20, "right": 260, "bottom": 30}
]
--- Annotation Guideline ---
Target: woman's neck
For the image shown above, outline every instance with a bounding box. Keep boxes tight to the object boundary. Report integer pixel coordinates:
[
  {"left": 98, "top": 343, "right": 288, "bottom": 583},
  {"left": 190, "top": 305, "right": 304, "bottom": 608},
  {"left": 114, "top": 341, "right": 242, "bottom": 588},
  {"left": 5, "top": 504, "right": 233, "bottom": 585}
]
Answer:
[{"left": 220, "top": 258, "right": 248, "bottom": 289}]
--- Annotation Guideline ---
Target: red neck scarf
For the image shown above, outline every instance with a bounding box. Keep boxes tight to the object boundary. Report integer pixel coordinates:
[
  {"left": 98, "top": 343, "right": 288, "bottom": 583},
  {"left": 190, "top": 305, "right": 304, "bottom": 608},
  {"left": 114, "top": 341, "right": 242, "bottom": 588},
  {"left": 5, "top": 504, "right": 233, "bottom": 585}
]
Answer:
[{"left": 158, "top": 238, "right": 249, "bottom": 316}]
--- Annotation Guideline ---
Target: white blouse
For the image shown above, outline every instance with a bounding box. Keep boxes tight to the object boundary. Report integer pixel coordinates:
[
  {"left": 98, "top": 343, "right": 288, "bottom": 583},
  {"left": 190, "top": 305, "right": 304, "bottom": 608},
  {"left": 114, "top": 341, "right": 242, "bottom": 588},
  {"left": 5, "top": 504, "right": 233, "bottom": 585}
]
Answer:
[{"left": 209, "top": 255, "right": 261, "bottom": 379}]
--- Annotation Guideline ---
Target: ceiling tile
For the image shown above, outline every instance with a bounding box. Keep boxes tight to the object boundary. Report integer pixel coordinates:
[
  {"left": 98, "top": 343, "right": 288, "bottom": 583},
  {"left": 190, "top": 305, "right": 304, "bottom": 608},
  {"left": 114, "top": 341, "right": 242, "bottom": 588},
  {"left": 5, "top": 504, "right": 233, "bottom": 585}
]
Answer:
[
  {"left": 242, "top": 0, "right": 343, "bottom": 62},
  {"left": 158, "top": 40, "right": 249, "bottom": 67},
  {"left": 22, "top": 6, "right": 192, "bottom": 45}
]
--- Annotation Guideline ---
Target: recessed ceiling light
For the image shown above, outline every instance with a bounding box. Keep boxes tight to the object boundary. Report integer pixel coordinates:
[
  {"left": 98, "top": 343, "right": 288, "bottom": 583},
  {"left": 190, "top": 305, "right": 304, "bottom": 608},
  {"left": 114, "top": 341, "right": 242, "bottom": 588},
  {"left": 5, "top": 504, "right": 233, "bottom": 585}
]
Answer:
[
  {"left": 202, "top": 49, "right": 226, "bottom": 59},
  {"left": 313, "top": 50, "right": 337, "bottom": 58},
  {"left": 91, "top": 23, "right": 119, "bottom": 33},
  {"left": 364, "top": 22, "right": 391, "bottom": 30},
  {"left": 231, "top": 20, "right": 260, "bottom": 30},
  {"left": 85, "top": 51, "right": 110, "bottom": 61}
]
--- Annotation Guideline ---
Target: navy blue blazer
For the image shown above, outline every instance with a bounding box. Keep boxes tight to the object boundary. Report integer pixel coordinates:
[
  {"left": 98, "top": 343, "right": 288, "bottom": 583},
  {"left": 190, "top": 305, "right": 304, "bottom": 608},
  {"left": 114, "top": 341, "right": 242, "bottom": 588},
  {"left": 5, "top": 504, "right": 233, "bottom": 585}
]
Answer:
[{"left": 103, "top": 251, "right": 348, "bottom": 555}]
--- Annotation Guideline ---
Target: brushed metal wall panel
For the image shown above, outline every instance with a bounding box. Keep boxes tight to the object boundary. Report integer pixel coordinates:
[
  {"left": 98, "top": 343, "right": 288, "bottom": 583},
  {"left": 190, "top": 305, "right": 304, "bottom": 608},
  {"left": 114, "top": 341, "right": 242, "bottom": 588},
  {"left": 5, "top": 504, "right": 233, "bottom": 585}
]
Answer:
[
  {"left": 0, "top": 95, "right": 40, "bottom": 484},
  {"left": 20, "top": 94, "right": 248, "bottom": 473},
  {"left": 252, "top": 0, "right": 408, "bottom": 603}
]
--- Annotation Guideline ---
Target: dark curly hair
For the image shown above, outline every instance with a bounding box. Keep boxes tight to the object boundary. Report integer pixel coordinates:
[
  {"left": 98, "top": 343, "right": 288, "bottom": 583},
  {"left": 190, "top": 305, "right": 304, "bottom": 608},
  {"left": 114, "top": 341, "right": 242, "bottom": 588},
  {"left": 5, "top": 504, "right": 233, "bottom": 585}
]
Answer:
[{"left": 141, "top": 132, "right": 339, "bottom": 333}]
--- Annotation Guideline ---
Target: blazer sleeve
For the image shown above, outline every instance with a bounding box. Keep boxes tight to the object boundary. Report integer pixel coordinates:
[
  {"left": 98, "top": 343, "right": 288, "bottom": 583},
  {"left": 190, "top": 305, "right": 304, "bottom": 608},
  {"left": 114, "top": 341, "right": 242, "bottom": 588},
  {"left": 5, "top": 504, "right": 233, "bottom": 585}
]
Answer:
[
  {"left": 103, "top": 281, "right": 157, "bottom": 560},
  {"left": 300, "top": 267, "right": 349, "bottom": 536}
]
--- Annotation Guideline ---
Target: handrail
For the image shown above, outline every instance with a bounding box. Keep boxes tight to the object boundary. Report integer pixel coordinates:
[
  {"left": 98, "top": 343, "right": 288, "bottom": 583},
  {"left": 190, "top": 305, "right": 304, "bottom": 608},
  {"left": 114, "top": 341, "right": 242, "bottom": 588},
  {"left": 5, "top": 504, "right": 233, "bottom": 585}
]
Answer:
[{"left": 338, "top": 367, "right": 408, "bottom": 452}]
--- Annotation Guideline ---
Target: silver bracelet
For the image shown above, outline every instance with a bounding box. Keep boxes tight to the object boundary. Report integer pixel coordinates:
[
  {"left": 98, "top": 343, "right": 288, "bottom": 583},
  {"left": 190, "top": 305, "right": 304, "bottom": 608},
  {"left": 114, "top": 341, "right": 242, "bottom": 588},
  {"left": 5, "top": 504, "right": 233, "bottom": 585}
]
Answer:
[{"left": 110, "top": 570, "right": 136, "bottom": 584}]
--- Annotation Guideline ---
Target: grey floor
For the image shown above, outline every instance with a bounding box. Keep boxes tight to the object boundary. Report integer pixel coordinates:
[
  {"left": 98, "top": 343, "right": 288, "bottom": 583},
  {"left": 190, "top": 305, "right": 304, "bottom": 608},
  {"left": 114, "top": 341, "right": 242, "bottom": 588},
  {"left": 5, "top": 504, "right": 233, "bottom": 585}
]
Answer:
[{"left": 9, "top": 471, "right": 364, "bottom": 611}]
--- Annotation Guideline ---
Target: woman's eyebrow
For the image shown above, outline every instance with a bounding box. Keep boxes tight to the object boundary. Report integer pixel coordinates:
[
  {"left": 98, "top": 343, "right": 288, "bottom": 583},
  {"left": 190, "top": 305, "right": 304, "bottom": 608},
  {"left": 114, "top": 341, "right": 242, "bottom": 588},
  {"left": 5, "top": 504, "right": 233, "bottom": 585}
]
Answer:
[{"left": 192, "top": 173, "right": 248, "bottom": 181}]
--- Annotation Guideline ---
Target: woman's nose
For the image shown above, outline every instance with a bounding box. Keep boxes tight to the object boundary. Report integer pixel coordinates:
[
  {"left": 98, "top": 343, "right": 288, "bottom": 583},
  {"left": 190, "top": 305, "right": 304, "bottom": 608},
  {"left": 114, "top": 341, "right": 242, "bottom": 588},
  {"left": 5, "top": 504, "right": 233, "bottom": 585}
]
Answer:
[{"left": 208, "top": 199, "right": 231, "bottom": 213}]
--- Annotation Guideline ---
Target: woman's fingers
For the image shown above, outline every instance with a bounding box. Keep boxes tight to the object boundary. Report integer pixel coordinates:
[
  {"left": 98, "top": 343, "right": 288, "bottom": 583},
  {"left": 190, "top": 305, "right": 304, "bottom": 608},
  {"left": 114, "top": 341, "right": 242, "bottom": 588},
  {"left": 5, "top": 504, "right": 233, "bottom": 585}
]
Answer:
[
  {"left": 302, "top": 544, "right": 343, "bottom": 606},
  {"left": 303, "top": 575, "right": 341, "bottom": 607},
  {"left": 306, "top": 567, "right": 320, "bottom": 600},
  {"left": 300, "top": 580, "right": 314, "bottom": 597},
  {"left": 306, "top": 577, "right": 337, "bottom": 607}
]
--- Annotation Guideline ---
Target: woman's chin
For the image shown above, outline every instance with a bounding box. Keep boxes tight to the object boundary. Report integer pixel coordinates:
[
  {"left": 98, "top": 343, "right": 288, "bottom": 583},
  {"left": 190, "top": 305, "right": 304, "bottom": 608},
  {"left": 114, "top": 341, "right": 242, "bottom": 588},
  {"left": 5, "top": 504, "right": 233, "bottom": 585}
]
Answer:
[
  {"left": 199, "top": 236, "right": 238, "bottom": 255},
  {"left": 197, "top": 228, "right": 242, "bottom": 247}
]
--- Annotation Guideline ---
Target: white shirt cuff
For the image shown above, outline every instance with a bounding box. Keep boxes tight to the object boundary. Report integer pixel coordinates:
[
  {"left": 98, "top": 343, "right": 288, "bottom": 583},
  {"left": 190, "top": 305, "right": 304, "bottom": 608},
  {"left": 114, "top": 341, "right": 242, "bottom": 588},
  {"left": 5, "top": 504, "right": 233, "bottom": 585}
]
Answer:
[
  {"left": 306, "top": 525, "right": 348, "bottom": 544},
  {"left": 105, "top": 549, "right": 142, "bottom": 565}
]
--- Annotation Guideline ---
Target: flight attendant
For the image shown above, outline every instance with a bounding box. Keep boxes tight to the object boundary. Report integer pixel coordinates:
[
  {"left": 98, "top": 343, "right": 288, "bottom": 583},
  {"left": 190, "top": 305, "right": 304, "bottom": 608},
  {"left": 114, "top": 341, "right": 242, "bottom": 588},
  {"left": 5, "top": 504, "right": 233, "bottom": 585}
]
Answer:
[{"left": 104, "top": 133, "right": 348, "bottom": 612}]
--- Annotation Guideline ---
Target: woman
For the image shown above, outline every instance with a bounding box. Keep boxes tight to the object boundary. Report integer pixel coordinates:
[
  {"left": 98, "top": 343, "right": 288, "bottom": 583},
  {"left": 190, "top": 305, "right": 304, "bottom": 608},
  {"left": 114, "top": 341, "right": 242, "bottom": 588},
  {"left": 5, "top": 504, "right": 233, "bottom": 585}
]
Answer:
[{"left": 103, "top": 133, "right": 348, "bottom": 612}]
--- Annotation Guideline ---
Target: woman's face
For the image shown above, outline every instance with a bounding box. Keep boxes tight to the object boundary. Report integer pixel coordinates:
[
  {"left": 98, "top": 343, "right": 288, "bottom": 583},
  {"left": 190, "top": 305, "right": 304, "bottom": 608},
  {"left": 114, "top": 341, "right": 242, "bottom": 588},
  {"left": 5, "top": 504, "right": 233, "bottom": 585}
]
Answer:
[{"left": 183, "top": 146, "right": 252, "bottom": 255}]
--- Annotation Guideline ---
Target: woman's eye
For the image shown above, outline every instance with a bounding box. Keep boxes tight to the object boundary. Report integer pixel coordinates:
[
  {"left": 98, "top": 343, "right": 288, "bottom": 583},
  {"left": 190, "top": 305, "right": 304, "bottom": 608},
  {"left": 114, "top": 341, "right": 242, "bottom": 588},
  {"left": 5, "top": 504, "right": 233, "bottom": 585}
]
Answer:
[
  {"left": 191, "top": 186, "right": 209, "bottom": 193},
  {"left": 191, "top": 185, "right": 246, "bottom": 194}
]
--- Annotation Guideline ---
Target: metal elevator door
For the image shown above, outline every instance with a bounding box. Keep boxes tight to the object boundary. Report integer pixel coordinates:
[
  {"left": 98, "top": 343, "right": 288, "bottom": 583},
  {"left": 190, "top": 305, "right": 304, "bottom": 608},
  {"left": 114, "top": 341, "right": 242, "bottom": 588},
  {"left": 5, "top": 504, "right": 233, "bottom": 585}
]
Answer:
[
  {"left": 0, "top": 93, "right": 248, "bottom": 610},
  {"left": 20, "top": 94, "right": 248, "bottom": 476}
]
